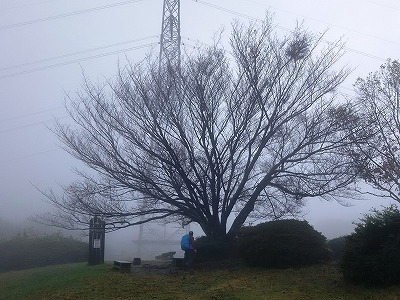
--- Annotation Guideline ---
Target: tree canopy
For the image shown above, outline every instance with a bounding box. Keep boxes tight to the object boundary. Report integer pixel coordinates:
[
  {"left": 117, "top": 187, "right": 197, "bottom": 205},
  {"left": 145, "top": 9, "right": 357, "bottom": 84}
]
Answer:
[
  {"left": 350, "top": 59, "right": 400, "bottom": 202},
  {"left": 40, "top": 18, "right": 359, "bottom": 239}
]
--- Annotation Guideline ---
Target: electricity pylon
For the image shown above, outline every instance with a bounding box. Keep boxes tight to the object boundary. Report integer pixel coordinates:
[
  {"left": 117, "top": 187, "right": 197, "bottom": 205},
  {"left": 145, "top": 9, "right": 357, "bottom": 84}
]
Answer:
[
  {"left": 134, "top": 0, "right": 185, "bottom": 260},
  {"left": 159, "top": 0, "right": 181, "bottom": 72}
]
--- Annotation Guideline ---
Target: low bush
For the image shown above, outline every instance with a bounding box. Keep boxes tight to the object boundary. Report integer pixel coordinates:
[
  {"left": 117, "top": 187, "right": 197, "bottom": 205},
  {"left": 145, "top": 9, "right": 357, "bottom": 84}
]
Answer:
[
  {"left": 341, "top": 205, "right": 400, "bottom": 286},
  {"left": 0, "top": 233, "right": 88, "bottom": 272},
  {"left": 195, "top": 236, "right": 230, "bottom": 263},
  {"left": 237, "top": 219, "right": 330, "bottom": 268},
  {"left": 327, "top": 236, "right": 347, "bottom": 262}
]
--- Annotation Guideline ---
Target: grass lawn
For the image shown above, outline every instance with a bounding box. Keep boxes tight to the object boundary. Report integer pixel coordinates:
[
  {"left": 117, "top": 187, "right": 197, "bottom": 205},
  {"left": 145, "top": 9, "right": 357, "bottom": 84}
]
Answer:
[{"left": 1, "top": 262, "right": 400, "bottom": 299}]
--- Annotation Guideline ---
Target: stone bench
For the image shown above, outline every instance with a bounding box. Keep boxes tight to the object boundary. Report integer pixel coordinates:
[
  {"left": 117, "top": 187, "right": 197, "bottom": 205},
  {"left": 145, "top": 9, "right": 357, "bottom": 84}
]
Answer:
[
  {"left": 113, "top": 260, "right": 132, "bottom": 273},
  {"left": 155, "top": 251, "right": 176, "bottom": 261},
  {"left": 171, "top": 257, "right": 184, "bottom": 269}
]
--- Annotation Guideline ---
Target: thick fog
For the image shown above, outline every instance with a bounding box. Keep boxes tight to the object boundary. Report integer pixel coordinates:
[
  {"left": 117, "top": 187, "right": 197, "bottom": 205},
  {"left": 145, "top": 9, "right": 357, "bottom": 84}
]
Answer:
[{"left": 1, "top": 0, "right": 399, "bottom": 259}]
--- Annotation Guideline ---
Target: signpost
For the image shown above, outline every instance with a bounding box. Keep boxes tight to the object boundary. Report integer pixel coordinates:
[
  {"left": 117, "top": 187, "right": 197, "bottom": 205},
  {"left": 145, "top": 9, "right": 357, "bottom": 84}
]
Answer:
[{"left": 88, "top": 216, "right": 105, "bottom": 265}]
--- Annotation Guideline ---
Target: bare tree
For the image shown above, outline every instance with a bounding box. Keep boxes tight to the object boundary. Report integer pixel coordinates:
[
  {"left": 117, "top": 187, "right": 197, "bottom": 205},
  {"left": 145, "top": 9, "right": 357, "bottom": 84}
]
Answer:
[
  {"left": 350, "top": 59, "right": 400, "bottom": 203},
  {"left": 40, "top": 18, "right": 358, "bottom": 240}
]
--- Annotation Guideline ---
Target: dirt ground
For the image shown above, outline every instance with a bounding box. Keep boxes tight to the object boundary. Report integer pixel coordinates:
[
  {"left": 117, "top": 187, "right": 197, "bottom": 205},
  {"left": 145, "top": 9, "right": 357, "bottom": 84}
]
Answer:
[
  {"left": 130, "top": 259, "right": 179, "bottom": 275},
  {"left": 128, "top": 258, "right": 240, "bottom": 275}
]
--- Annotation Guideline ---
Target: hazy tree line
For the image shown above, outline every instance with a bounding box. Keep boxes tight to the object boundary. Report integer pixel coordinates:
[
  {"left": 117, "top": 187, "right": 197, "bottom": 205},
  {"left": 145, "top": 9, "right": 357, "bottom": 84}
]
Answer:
[
  {"left": 0, "top": 218, "right": 16, "bottom": 240},
  {"left": 36, "top": 15, "right": 400, "bottom": 242},
  {"left": 0, "top": 219, "right": 88, "bottom": 272},
  {"left": 0, "top": 231, "right": 88, "bottom": 272}
]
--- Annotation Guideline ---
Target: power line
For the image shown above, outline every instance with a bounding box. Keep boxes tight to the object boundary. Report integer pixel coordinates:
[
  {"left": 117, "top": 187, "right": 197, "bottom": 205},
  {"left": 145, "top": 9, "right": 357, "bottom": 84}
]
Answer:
[
  {"left": 0, "top": 116, "right": 69, "bottom": 135},
  {"left": 0, "top": 147, "right": 62, "bottom": 164},
  {"left": 363, "top": 0, "right": 400, "bottom": 11},
  {"left": 0, "top": 39, "right": 156, "bottom": 130},
  {"left": 0, "top": 43, "right": 158, "bottom": 80},
  {"left": 345, "top": 47, "right": 385, "bottom": 62},
  {"left": 0, "top": 107, "right": 63, "bottom": 123},
  {"left": 190, "top": 0, "right": 262, "bottom": 22},
  {"left": 2, "top": 0, "right": 60, "bottom": 11},
  {"left": 0, "top": 35, "right": 159, "bottom": 72},
  {"left": 239, "top": 0, "right": 399, "bottom": 46},
  {"left": 191, "top": 0, "right": 390, "bottom": 63},
  {"left": 0, "top": 0, "right": 150, "bottom": 31},
  {"left": 1, "top": 1, "right": 388, "bottom": 80}
]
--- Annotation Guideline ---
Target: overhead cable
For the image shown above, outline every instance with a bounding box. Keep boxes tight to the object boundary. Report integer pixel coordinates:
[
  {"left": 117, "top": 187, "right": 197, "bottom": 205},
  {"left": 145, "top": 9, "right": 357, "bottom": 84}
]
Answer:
[
  {"left": 0, "top": 43, "right": 158, "bottom": 80},
  {"left": 0, "top": 35, "right": 159, "bottom": 72},
  {"left": 0, "top": 107, "right": 63, "bottom": 123},
  {"left": 191, "top": 0, "right": 389, "bottom": 62},
  {"left": 0, "top": 0, "right": 150, "bottom": 31}
]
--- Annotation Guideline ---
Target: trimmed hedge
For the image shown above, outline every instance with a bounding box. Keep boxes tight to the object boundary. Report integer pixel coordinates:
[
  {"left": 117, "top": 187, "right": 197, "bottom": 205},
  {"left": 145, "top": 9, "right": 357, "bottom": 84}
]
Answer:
[
  {"left": 195, "top": 236, "right": 230, "bottom": 263},
  {"left": 237, "top": 219, "right": 330, "bottom": 268},
  {"left": 341, "top": 205, "right": 400, "bottom": 285}
]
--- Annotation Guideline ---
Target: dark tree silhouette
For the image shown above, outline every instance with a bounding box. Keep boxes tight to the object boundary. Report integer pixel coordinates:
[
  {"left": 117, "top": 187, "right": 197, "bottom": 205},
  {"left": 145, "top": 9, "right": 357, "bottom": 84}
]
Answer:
[{"left": 39, "top": 18, "right": 359, "bottom": 240}]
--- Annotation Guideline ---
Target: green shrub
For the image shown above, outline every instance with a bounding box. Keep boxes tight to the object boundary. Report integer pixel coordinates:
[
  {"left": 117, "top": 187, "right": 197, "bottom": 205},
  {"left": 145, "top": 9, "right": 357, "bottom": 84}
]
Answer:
[
  {"left": 327, "top": 236, "right": 347, "bottom": 262},
  {"left": 237, "top": 219, "right": 330, "bottom": 268},
  {"left": 341, "top": 205, "right": 400, "bottom": 286},
  {"left": 0, "top": 233, "right": 88, "bottom": 272},
  {"left": 195, "top": 236, "right": 230, "bottom": 263}
]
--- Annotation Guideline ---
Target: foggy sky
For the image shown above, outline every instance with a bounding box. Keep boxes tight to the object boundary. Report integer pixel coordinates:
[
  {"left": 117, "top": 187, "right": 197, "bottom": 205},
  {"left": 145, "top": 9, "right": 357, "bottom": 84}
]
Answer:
[{"left": 0, "top": 0, "right": 398, "bottom": 240}]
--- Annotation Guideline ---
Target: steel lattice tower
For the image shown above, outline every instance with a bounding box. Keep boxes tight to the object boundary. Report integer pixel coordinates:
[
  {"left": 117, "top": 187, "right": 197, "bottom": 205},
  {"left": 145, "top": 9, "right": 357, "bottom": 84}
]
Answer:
[
  {"left": 134, "top": 1, "right": 184, "bottom": 259},
  {"left": 159, "top": 0, "right": 181, "bottom": 72}
]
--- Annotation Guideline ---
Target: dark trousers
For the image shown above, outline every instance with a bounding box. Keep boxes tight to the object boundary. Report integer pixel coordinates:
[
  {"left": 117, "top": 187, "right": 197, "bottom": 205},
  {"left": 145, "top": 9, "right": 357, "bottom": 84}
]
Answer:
[{"left": 184, "top": 249, "right": 194, "bottom": 269}]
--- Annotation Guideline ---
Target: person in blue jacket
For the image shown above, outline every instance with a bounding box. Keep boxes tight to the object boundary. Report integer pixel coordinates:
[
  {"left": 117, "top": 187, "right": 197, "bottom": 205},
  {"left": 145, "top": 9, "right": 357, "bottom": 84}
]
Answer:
[{"left": 181, "top": 231, "right": 195, "bottom": 270}]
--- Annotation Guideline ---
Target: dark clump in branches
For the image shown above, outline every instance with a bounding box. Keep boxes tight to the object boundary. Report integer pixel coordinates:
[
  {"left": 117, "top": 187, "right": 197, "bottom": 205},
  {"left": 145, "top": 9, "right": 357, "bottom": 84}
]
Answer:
[
  {"left": 37, "top": 16, "right": 360, "bottom": 240},
  {"left": 285, "top": 30, "right": 311, "bottom": 60}
]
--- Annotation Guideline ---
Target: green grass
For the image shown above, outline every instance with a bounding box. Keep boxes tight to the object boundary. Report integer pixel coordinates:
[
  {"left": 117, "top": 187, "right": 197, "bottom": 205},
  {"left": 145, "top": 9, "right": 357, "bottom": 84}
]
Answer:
[
  {"left": 0, "top": 263, "right": 108, "bottom": 300},
  {"left": 1, "top": 263, "right": 400, "bottom": 299}
]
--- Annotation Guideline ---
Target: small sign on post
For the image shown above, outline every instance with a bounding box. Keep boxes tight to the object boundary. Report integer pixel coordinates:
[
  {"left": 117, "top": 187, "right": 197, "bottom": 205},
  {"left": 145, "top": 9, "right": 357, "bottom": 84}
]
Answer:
[{"left": 93, "top": 239, "right": 101, "bottom": 249}]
